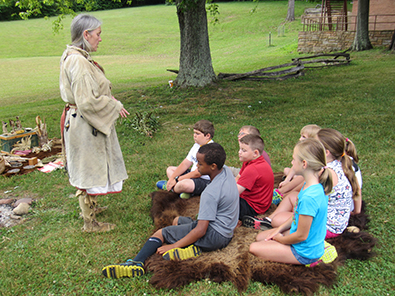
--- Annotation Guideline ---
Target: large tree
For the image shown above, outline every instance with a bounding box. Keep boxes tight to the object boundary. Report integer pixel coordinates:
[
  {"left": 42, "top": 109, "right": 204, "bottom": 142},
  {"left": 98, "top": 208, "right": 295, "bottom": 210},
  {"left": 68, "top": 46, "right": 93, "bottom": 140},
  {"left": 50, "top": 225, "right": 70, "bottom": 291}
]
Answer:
[
  {"left": 352, "top": 0, "right": 373, "bottom": 51},
  {"left": 175, "top": 0, "right": 217, "bottom": 87},
  {"left": 285, "top": 0, "right": 295, "bottom": 22}
]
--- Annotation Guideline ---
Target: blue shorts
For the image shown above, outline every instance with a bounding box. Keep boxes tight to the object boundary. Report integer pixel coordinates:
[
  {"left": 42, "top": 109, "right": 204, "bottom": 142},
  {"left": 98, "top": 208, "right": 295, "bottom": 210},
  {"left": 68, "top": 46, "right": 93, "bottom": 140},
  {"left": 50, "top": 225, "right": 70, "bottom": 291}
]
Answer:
[{"left": 290, "top": 245, "right": 319, "bottom": 265}]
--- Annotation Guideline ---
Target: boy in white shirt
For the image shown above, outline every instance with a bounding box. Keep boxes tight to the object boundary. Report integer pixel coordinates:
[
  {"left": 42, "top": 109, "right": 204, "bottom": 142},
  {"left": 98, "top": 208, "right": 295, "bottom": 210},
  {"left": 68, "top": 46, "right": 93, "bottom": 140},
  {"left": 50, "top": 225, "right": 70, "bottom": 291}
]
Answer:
[{"left": 156, "top": 120, "right": 214, "bottom": 199}]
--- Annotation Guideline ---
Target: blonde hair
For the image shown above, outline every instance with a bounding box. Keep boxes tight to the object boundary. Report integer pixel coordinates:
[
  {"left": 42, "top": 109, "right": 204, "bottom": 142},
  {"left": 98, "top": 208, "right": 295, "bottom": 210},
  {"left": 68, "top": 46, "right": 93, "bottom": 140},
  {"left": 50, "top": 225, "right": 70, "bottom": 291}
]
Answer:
[
  {"left": 240, "top": 125, "right": 261, "bottom": 137},
  {"left": 317, "top": 128, "right": 360, "bottom": 200},
  {"left": 295, "top": 138, "right": 333, "bottom": 195},
  {"left": 239, "top": 134, "right": 265, "bottom": 155},
  {"left": 300, "top": 124, "right": 321, "bottom": 139},
  {"left": 345, "top": 137, "right": 359, "bottom": 163},
  {"left": 239, "top": 125, "right": 265, "bottom": 148}
]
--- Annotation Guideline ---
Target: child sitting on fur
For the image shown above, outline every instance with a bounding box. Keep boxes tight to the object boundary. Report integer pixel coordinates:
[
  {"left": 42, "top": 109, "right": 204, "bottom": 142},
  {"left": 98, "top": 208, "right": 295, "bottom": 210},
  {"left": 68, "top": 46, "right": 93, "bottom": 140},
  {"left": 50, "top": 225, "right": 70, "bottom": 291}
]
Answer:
[
  {"left": 254, "top": 129, "right": 361, "bottom": 238},
  {"left": 272, "top": 124, "right": 321, "bottom": 205},
  {"left": 102, "top": 143, "right": 239, "bottom": 279},
  {"left": 156, "top": 119, "right": 214, "bottom": 199},
  {"left": 235, "top": 134, "right": 274, "bottom": 226},
  {"left": 228, "top": 125, "right": 271, "bottom": 177},
  {"left": 249, "top": 138, "right": 336, "bottom": 266}
]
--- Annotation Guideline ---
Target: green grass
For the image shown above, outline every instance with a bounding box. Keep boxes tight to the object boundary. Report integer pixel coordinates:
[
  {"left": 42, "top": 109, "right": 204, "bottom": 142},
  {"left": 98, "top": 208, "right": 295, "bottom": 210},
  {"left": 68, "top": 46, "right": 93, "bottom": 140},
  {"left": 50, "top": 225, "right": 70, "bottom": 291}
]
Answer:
[
  {"left": 0, "top": 1, "right": 307, "bottom": 110},
  {"left": 1, "top": 1, "right": 395, "bottom": 295}
]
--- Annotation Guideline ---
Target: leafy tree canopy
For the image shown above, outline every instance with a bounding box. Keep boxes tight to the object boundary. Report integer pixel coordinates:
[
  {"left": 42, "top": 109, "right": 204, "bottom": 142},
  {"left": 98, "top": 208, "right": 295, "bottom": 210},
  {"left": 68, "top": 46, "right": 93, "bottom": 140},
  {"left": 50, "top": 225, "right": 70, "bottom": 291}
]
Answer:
[{"left": 0, "top": 0, "right": 133, "bottom": 25}]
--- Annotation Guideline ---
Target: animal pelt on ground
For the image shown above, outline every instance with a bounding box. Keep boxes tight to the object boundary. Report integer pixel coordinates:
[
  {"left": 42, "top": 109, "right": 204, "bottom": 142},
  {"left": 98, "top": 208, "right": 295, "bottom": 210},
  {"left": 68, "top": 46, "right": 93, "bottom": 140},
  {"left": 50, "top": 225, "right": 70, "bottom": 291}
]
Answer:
[
  {"left": 146, "top": 174, "right": 376, "bottom": 295},
  {"left": 348, "top": 200, "right": 370, "bottom": 231},
  {"left": 146, "top": 225, "right": 338, "bottom": 294}
]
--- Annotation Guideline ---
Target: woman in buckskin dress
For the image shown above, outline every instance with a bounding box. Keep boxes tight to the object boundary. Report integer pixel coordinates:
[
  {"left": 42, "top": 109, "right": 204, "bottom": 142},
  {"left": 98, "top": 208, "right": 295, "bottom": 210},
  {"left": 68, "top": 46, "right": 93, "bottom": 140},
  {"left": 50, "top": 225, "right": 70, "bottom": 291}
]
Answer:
[{"left": 60, "top": 14, "right": 129, "bottom": 232}]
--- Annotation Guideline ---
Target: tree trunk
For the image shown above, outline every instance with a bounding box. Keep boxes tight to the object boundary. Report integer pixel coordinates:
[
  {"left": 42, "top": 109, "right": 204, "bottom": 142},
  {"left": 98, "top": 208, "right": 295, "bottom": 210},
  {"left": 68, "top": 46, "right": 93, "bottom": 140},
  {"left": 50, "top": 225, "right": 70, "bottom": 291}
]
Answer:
[
  {"left": 352, "top": 0, "right": 373, "bottom": 51},
  {"left": 175, "top": 0, "right": 217, "bottom": 87},
  {"left": 285, "top": 0, "right": 295, "bottom": 22},
  {"left": 389, "top": 29, "right": 395, "bottom": 52}
]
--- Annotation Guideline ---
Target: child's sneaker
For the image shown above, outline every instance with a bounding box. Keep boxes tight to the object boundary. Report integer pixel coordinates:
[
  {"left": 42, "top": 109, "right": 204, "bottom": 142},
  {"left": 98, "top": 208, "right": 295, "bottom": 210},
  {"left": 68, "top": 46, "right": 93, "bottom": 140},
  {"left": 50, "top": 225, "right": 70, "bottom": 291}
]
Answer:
[
  {"left": 180, "top": 192, "right": 191, "bottom": 199},
  {"left": 306, "top": 241, "right": 338, "bottom": 267},
  {"left": 272, "top": 189, "right": 283, "bottom": 205},
  {"left": 242, "top": 215, "right": 272, "bottom": 230},
  {"left": 162, "top": 244, "right": 202, "bottom": 261},
  {"left": 102, "top": 260, "right": 144, "bottom": 278},
  {"left": 156, "top": 180, "right": 167, "bottom": 190}
]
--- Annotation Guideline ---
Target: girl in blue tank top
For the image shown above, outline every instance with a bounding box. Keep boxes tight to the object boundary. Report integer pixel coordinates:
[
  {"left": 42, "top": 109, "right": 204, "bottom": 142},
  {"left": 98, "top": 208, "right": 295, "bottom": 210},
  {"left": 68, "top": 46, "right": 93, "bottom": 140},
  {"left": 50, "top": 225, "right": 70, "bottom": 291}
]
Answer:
[{"left": 249, "top": 138, "right": 333, "bottom": 265}]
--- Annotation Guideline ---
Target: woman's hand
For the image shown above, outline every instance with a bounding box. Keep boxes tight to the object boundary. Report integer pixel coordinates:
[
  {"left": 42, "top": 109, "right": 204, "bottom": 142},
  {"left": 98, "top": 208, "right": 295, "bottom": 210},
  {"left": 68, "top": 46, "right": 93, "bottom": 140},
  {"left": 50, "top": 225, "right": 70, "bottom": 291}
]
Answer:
[
  {"left": 113, "top": 96, "right": 130, "bottom": 118},
  {"left": 119, "top": 107, "right": 129, "bottom": 118}
]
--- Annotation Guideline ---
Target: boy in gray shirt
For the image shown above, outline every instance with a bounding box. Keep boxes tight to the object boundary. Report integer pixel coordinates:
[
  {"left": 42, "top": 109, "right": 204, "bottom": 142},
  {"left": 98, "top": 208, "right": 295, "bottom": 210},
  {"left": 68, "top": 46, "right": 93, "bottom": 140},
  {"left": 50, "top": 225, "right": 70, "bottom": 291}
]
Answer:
[{"left": 102, "top": 143, "right": 239, "bottom": 279}]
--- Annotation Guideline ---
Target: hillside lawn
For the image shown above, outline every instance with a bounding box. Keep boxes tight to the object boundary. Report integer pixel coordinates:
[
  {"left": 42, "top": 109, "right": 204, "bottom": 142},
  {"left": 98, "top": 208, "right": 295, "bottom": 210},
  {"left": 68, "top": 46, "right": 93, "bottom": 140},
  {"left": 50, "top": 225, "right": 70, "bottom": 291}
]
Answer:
[{"left": 0, "top": 1, "right": 394, "bottom": 295}]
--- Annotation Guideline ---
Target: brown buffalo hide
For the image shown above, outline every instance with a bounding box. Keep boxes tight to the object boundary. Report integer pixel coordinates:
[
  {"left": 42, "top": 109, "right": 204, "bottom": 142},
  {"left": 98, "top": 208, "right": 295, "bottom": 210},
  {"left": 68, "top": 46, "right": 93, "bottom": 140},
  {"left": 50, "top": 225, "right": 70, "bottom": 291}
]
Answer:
[{"left": 146, "top": 173, "right": 376, "bottom": 295}]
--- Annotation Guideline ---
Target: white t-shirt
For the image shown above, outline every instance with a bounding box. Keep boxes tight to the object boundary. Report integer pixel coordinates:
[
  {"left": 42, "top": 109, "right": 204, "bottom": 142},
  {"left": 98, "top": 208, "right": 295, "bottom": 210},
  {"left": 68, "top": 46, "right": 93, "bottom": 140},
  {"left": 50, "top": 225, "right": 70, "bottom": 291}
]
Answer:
[{"left": 186, "top": 140, "right": 214, "bottom": 181}]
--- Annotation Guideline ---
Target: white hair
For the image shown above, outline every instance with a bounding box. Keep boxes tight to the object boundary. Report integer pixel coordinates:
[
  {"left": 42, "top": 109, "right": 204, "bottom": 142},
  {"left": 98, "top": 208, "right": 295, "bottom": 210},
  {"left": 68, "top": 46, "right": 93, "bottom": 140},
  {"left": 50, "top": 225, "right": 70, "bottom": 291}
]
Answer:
[{"left": 70, "top": 14, "right": 102, "bottom": 52}]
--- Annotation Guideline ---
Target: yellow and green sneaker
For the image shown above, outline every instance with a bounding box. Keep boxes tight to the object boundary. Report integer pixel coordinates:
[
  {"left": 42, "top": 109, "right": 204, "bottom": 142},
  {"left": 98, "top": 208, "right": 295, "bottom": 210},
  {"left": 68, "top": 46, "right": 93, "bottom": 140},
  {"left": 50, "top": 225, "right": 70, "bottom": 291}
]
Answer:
[
  {"left": 102, "top": 260, "right": 144, "bottom": 278},
  {"left": 162, "top": 244, "right": 202, "bottom": 261},
  {"left": 306, "top": 241, "right": 338, "bottom": 267}
]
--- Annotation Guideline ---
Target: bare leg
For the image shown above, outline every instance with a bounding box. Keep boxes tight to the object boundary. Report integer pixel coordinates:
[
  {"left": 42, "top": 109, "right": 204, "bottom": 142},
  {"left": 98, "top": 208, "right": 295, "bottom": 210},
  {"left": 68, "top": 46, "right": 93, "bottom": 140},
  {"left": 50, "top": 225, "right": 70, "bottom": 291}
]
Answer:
[
  {"left": 256, "top": 228, "right": 290, "bottom": 242},
  {"left": 173, "top": 179, "right": 195, "bottom": 194},
  {"left": 172, "top": 216, "right": 179, "bottom": 225},
  {"left": 250, "top": 235, "right": 300, "bottom": 264},
  {"left": 152, "top": 229, "right": 165, "bottom": 242},
  {"left": 267, "top": 192, "right": 297, "bottom": 220},
  {"left": 166, "top": 166, "right": 178, "bottom": 178},
  {"left": 271, "top": 212, "right": 293, "bottom": 228}
]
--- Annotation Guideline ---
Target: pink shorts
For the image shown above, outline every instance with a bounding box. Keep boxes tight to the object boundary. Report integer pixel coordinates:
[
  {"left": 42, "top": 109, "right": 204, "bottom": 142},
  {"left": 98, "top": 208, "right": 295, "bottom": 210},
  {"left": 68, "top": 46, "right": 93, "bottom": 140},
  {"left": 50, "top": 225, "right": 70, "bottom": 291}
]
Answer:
[{"left": 325, "top": 230, "right": 341, "bottom": 239}]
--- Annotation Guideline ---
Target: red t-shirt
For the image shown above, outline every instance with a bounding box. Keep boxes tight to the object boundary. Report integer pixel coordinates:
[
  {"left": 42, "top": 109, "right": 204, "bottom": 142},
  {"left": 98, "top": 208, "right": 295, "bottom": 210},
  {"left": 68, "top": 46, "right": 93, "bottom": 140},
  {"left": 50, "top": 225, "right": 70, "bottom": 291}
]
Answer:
[{"left": 238, "top": 155, "right": 274, "bottom": 214}]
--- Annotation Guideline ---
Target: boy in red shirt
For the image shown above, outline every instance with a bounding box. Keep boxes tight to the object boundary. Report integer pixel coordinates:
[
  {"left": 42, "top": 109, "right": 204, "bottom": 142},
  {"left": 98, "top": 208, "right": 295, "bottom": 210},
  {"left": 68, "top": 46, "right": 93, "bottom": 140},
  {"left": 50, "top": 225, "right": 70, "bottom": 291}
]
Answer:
[{"left": 236, "top": 134, "right": 274, "bottom": 226}]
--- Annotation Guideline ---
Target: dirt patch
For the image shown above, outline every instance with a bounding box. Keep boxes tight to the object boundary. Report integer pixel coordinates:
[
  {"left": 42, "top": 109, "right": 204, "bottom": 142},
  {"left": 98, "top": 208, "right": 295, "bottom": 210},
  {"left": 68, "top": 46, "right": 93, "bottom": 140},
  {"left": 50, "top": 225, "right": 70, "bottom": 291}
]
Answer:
[
  {"left": 0, "top": 204, "right": 24, "bottom": 227},
  {"left": 1, "top": 143, "right": 61, "bottom": 227},
  {"left": 0, "top": 191, "right": 37, "bottom": 228}
]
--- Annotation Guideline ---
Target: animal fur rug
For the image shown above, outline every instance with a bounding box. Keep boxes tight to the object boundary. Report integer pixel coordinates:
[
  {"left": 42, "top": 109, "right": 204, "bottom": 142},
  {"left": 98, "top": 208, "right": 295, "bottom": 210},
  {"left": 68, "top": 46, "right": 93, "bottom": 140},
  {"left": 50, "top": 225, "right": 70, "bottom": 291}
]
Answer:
[{"left": 145, "top": 174, "right": 377, "bottom": 295}]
